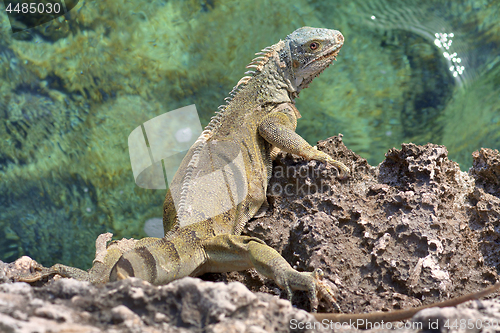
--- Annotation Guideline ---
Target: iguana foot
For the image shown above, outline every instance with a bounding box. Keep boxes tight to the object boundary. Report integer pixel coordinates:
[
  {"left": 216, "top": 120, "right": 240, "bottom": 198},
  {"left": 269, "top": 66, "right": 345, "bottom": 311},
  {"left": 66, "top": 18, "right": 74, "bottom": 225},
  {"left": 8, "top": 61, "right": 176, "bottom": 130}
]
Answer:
[
  {"left": 310, "top": 268, "right": 342, "bottom": 313},
  {"left": 13, "top": 234, "right": 117, "bottom": 283},
  {"left": 276, "top": 267, "right": 341, "bottom": 313},
  {"left": 12, "top": 257, "right": 47, "bottom": 283},
  {"left": 321, "top": 152, "right": 350, "bottom": 180},
  {"left": 257, "top": 104, "right": 350, "bottom": 180},
  {"left": 201, "top": 234, "right": 342, "bottom": 312}
]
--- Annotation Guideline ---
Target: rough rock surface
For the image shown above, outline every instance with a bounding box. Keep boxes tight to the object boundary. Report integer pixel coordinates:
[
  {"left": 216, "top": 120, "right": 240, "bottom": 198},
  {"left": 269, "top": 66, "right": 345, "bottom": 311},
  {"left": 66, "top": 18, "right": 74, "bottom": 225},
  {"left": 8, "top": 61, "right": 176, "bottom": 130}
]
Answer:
[
  {"left": 0, "top": 277, "right": 319, "bottom": 333},
  {"left": 2, "top": 137, "right": 500, "bottom": 332}
]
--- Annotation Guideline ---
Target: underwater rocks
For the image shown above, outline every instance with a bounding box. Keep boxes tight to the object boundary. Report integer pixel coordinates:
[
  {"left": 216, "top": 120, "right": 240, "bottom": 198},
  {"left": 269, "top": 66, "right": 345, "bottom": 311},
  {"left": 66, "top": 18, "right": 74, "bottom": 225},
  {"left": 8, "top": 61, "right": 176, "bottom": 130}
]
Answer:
[{"left": 1, "top": 138, "right": 500, "bottom": 332}]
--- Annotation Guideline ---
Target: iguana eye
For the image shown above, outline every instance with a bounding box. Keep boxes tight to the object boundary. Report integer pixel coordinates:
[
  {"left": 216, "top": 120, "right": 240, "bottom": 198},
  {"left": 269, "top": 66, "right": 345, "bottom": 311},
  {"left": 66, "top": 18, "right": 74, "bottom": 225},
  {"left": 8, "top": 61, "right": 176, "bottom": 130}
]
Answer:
[{"left": 309, "top": 42, "right": 320, "bottom": 50}]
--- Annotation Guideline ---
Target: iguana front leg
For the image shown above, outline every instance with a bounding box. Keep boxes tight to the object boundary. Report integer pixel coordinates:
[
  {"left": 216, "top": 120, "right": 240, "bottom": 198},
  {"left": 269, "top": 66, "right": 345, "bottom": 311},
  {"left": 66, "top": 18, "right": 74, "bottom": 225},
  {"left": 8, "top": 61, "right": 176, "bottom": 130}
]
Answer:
[
  {"left": 198, "top": 234, "right": 341, "bottom": 312},
  {"left": 258, "top": 103, "right": 350, "bottom": 178}
]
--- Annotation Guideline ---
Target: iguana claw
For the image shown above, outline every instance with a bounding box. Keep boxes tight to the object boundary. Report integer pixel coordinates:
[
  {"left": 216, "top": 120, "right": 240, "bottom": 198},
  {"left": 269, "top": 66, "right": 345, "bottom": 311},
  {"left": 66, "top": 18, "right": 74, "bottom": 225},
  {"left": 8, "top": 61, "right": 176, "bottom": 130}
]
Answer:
[
  {"left": 280, "top": 267, "right": 341, "bottom": 313},
  {"left": 311, "top": 268, "right": 342, "bottom": 313}
]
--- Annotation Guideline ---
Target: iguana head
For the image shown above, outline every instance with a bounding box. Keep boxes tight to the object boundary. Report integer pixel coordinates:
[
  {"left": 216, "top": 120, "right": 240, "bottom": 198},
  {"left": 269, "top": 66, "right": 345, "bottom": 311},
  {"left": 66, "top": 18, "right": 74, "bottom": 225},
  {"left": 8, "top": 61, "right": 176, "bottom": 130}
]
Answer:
[{"left": 281, "top": 27, "right": 344, "bottom": 94}]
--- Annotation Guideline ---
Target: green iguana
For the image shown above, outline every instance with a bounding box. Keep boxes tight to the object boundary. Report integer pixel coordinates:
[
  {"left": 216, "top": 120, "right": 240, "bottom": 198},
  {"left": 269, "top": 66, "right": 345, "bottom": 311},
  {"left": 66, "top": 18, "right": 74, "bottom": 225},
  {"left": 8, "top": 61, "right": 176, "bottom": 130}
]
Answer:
[{"left": 15, "top": 27, "right": 500, "bottom": 324}]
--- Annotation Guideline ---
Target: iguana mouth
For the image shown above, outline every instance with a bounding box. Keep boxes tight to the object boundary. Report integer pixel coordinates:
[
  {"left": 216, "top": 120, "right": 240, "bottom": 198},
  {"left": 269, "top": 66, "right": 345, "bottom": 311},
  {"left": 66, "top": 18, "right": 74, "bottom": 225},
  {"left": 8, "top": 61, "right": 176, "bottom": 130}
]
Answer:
[
  {"left": 304, "top": 45, "right": 342, "bottom": 67},
  {"left": 314, "top": 45, "right": 342, "bottom": 63}
]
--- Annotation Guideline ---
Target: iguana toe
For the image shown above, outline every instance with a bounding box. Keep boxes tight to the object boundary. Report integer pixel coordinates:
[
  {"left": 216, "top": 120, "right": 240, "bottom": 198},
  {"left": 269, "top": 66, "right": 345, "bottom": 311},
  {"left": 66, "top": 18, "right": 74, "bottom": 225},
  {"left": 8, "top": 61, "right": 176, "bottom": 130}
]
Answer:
[
  {"left": 325, "top": 156, "right": 350, "bottom": 180},
  {"left": 311, "top": 268, "right": 342, "bottom": 313}
]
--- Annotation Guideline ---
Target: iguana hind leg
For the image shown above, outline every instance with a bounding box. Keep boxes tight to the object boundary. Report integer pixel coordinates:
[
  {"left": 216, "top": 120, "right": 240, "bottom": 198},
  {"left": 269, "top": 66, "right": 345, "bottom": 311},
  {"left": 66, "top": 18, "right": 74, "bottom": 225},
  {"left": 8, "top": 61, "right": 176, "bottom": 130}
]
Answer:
[
  {"left": 16, "top": 262, "right": 91, "bottom": 282},
  {"left": 15, "top": 233, "right": 141, "bottom": 284},
  {"left": 14, "top": 232, "right": 116, "bottom": 283},
  {"left": 199, "top": 234, "right": 340, "bottom": 312}
]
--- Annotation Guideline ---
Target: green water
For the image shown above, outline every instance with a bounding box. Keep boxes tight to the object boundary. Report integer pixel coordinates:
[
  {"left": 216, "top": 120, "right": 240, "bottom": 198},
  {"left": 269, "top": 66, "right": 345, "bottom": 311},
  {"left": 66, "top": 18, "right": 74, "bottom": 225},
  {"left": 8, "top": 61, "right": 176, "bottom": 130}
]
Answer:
[{"left": 0, "top": 0, "right": 499, "bottom": 267}]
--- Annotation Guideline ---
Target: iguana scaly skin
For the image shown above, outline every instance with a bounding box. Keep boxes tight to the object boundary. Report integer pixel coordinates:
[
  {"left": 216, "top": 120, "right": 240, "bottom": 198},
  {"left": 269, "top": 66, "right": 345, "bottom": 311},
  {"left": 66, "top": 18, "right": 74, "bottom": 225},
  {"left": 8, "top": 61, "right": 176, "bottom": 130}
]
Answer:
[
  {"left": 109, "top": 26, "right": 349, "bottom": 311},
  {"left": 18, "top": 26, "right": 349, "bottom": 311},
  {"left": 15, "top": 27, "right": 500, "bottom": 323}
]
